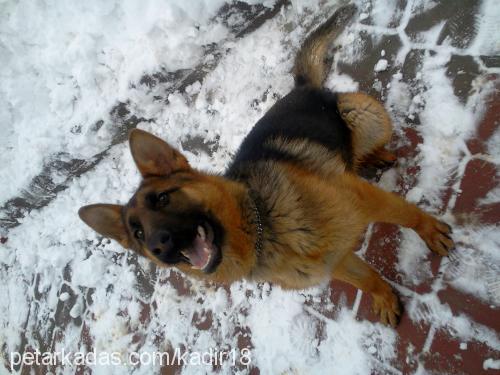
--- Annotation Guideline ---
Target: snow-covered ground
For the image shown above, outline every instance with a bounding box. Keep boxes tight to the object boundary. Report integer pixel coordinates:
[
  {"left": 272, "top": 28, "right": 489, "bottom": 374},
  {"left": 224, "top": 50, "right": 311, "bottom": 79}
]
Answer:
[{"left": 1, "top": 0, "right": 499, "bottom": 374}]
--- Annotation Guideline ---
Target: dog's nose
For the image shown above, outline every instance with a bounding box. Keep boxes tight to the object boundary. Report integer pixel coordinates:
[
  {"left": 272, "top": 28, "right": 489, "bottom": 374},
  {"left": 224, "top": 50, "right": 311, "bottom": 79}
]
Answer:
[{"left": 147, "top": 230, "right": 173, "bottom": 258}]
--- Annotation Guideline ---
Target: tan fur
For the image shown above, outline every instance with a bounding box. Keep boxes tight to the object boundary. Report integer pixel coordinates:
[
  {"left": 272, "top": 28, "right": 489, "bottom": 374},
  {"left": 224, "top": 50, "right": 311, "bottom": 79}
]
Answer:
[
  {"left": 336, "top": 92, "right": 394, "bottom": 167},
  {"left": 266, "top": 137, "right": 347, "bottom": 178},
  {"left": 122, "top": 171, "right": 258, "bottom": 284},
  {"left": 293, "top": 4, "right": 357, "bottom": 87}
]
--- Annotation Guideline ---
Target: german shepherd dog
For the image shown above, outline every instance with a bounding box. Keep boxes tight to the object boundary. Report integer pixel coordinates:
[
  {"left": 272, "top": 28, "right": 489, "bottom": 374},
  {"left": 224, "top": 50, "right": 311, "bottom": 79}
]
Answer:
[{"left": 79, "top": 4, "right": 454, "bottom": 326}]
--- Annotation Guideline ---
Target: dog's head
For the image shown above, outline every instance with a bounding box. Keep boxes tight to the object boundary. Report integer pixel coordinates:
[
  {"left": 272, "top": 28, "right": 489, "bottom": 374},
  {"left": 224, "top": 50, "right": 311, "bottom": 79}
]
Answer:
[{"left": 79, "top": 129, "right": 253, "bottom": 281}]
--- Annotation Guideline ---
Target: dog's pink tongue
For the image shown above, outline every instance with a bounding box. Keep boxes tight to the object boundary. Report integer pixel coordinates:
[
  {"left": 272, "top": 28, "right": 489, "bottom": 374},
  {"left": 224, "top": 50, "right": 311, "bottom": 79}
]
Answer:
[{"left": 187, "top": 236, "right": 210, "bottom": 270}]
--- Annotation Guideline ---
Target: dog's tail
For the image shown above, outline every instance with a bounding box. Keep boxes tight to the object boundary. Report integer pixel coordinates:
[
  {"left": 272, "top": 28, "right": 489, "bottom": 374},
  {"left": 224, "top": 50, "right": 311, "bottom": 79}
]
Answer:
[{"left": 293, "top": 4, "right": 357, "bottom": 88}]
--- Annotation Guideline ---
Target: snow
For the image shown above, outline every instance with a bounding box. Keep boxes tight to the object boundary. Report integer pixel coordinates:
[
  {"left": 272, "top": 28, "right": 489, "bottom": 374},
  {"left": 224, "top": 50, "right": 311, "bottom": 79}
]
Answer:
[
  {"left": 1, "top": 0, "right": 499, "bottom": 374},
  {"left": 483, "top": 358, "right": 500, "bottom": 370},
  {"left": 370, "top": 0, "right": 400, "bottom": 28},
  {"left": 0, "top": 0, "right": 230, "bottom": 203},
  {"left": 374, "top": 59, "right": 389, "bottom": 72},
  {"left": 470, "top": 0, "right": 500, "bottom": 56},
  {"left": 59, "top": 292, "right": 70, "bottom": 302}
]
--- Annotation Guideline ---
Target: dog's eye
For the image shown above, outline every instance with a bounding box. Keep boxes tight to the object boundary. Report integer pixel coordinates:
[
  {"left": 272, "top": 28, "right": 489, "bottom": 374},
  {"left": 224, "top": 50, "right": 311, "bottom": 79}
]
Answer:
[
  {"left": 157, "top": 192, "right": 170, "bottom": 207},
  {"left": 134, "top": 229, "right": 145, "bottom": 240}
]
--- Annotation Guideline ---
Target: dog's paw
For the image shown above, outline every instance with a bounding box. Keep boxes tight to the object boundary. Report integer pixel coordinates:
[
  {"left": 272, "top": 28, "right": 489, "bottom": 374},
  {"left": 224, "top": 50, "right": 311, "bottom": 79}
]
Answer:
[
  {"left": 416, "top": 216, "right": 454, "bottom": 256},
  {"left": 372, "top": 148, "right": 397, "bottom": 168},
  {"left": 360, "top": 147, "right": 397, "bottom": 170},
  {"left": 372, "top": 288, "right": 401, "bottom": 327}
]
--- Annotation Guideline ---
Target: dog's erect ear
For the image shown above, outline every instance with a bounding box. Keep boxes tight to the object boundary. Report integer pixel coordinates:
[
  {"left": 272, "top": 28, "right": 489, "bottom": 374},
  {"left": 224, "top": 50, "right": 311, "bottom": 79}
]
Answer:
[
  {"left": 129, "top": 129, "right": 190, "bottom": 178},
  {"left": 78, "top": 204, "right": 129, "bottom": 247}
]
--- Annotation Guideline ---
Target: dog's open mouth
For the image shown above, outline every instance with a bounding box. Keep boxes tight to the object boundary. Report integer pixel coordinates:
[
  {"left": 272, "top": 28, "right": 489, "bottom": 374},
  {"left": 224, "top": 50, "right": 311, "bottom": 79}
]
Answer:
[{"left": 180, "top": 222, "right": 219, "bottom": 273}]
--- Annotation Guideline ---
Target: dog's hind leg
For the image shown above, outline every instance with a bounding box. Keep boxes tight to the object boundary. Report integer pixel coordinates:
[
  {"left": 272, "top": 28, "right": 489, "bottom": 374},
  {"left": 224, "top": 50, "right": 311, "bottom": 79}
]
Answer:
[
  {"left": 332, "top": 252, "right": 401, "bottom": 326},
  {"left": 336, "top": 93, "right": 395, "bottom": 169}
]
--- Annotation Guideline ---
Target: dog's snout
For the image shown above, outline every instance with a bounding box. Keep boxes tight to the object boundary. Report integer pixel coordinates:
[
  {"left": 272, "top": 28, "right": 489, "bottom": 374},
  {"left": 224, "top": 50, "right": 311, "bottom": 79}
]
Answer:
[{"left": 148, "top": 230, "right": 173, "bottom": 257}]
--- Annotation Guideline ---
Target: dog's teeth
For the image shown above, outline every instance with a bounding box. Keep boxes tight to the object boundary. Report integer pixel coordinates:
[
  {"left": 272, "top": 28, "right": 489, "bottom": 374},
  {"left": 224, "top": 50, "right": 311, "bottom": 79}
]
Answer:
[
  {"left": 197, "top": 225, "right": 206, "bottom": 240},
  {"left": 204, "top": 248, "right": 212, "bottom": 265}
]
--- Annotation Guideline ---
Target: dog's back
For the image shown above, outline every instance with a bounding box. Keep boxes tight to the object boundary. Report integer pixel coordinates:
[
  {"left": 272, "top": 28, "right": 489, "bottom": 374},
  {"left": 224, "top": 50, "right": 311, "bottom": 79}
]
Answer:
[{"left": 226, "top": 5, "right": 358, "bottom": 181}]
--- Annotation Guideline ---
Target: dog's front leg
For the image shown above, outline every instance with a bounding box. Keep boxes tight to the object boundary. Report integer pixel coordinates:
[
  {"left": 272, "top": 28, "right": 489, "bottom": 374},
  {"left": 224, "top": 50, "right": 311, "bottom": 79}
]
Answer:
[
  {"left": 332, "top": 252, "right": 401, "bottom": 326},
  {"left": 340, "top": 173, "right": 455, "bottom": 256}
]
